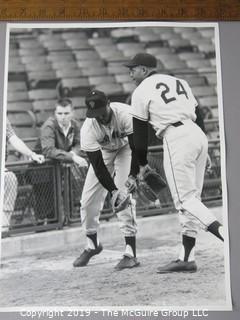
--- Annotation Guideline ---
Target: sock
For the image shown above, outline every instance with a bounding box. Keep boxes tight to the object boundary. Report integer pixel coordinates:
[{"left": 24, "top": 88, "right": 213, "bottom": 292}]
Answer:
[
  {"left": 125, "top": 236, "right": 136, "bottom": 257},
  {"left": 86, "top": 233, "right": 99, "bottom": 249},
  {"left": 179, "top": 234, "right": 196, "bottom": 262},
  {"left": 207, "top": 221, "right": 224, "bottom": 241}
]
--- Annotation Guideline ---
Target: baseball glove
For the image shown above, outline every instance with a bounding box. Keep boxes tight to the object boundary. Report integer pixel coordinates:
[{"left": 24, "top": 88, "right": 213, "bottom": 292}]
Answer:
[
  {"left": 137, "top": 166, "right": 167, "bottom": 202},
  {"left": 111, "top": 190, "right": 131, "bottom": 213}
]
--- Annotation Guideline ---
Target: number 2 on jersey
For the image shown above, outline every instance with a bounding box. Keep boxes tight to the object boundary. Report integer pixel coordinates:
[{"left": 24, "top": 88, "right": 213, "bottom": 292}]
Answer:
[{"left": 156, "top": 80, "right": 189, "bottom": 104}]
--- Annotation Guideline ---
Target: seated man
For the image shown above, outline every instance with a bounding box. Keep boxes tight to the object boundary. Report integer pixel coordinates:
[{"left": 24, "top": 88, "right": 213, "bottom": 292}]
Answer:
[
  {"left": 2, "top": 118, "right": 44, "bottom": 237},
  {"left": 35, "top": 98, "right": 88, "bottom": 221}
]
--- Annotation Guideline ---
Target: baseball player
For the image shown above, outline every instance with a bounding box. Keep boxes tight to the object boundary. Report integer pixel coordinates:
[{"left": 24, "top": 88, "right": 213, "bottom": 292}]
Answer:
[
  {"left": 73, "top": 90, "right": 139, "bottom": 270},
  {"left": 124, "top": 53, "right": 224, "bottom": 273}
]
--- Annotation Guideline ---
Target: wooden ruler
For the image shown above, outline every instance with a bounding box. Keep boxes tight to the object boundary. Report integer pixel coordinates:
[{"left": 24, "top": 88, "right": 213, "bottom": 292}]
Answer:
[{"left": 0, "top": 0, "right": 239, "bottom": 21}]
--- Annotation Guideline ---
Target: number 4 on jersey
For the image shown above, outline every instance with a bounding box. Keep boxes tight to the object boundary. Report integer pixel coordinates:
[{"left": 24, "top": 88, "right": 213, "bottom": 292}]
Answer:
[{"left": 156, "top": 79, "right": 189, "bottom": 104}]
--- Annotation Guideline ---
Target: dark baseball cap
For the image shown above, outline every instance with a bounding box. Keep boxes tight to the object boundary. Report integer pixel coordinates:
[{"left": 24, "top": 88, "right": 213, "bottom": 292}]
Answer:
[
  {"left": 85, "top": 90, "right": 109, "bottom": 118},
  {"left": 124, "top": 53, "right": 157, "bottom": 68}
]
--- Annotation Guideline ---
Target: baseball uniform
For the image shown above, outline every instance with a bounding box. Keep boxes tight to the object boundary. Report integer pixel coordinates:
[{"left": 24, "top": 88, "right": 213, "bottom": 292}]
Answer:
[
  {"left": 131, "top": 73, "right": 216, "bottom": 236},
  {"left": 80, "top": 102, "right": 137, "bottom": 237}
]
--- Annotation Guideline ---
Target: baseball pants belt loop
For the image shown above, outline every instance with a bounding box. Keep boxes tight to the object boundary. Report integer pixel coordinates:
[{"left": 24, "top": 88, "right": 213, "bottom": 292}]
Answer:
[{"left": 172, "top": 121, "right": 183, "bottom": 127}]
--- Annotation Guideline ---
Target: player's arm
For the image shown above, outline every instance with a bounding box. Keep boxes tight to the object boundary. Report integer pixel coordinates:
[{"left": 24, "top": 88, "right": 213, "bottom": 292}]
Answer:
[
  {"left": 127, "top": 133, "right": 139, "bottom": 177},
  {"left": 132, "top": 117, "right": 149, "bottom": 166},
  {"left": 195, "top": 106, "right": 206, "bottom": 133},
  {"left": 41, "top": 124, "right": 73, "bottom": 162},
  {"left": 86, "top": 150, "right": 117, "bottom": 194}
]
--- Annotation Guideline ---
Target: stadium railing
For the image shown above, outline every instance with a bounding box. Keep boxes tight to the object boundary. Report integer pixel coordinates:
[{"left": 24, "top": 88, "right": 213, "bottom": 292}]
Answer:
[{"left": 2, "top": 140, "right": 222, "bottom": 238}]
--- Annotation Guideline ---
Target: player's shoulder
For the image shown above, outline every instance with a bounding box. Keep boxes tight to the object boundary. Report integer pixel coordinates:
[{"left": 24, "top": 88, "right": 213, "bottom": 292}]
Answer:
[
  {"left": 110, "top": 102, "right": 132, "bottom": 115},
  {"left": 81, "top": 117, "right": 93, "bottom": 132}
]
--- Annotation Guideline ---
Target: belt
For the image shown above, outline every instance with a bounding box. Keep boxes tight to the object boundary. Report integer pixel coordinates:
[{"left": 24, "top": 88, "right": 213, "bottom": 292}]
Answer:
[{"left": 172, "top": 121, "right": 183, "bottom": 127}]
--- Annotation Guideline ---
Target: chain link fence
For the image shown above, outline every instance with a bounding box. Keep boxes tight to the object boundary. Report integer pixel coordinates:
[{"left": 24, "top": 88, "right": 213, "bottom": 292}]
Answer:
[{"left": 2, "top": 141, "right": 222, "bottom": 237}]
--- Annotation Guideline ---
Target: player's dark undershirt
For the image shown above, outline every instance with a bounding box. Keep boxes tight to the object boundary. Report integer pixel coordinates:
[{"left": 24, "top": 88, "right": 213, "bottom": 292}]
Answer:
[{"left": 86, "top": 135, "right": 139, "bottom": 194}]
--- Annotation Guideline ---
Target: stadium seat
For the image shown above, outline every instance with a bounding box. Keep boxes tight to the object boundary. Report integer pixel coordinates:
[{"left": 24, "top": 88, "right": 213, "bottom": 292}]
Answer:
[
  {"left": 61, "top": 31, "right": 87, "bottom": 40},
  {"left": 94, "top": 83, "right": 123, "bottom": 96},
  {"left": 51, "top": 61, "right": 78, "bottom": 71},
  {"left": 13, "top": 126, "right": 39, "bottom": 139},
  {"left": 8, "top": 81, "right": 27, "bottom": 92},
  {"left": 178, "top": 52, "right": 205, "bottom": 61},
  {"left": 7, "top": 91, "right": 29, "bottom": 102},
  {"left": 41, "top": 40, "right": 69, "bottom": 51},
  {"left": 146, "top": 47, "right": 173, "bottom": 55},
  {"left": 32, "top": 99, "right": 56, "bottom": 112},
  {"left": 19, "top": 40, "right": 43, "bottom": 49},
  {"left": 24, "top": 62, "right": 53, "bottom": 72},
  {"left": 114, "top": 74, "right": 132, "bottom": 84},
  {"left": 65, "top": 39, "right": 92, "bottom": 50},
  {"left": 88, "top": 37, "right": 114, "bottom": 46},
  {"left": 167, "top": 38, "right": 193, "bottom": 52},
  {"left": 7, "top": 111, "right": 36, "bottom": 127},
  {"left": 47, "top": 52, "right": 74, "bottom": 63},
  {"left": 56, "top": 69, "right": 83, "bottom": 79},
  {"left": 19, "top": 47, "right": 46, "bottom": 57},
  {"left": 74, "top": 50, "right": 99, "bottom": 60},
  {"left": 174, "top": 74, "right": 207, "bottom": 87},
  {"left": 198, "top": 96, "right": 218, "bottom": 109},
  {"left": 107, "top": 65, "right": 129, "bottom": 75},
  {"left": 161, "top": 59, "right": 187, "bottom": 70},
  {"left": 61, "top": 78, "right": 90, "bottom": 96},
  {"left": 116, "top": 42, "right": 144, "bottom": 51},
  {"left": 27, "top": 71, "right": 58, "bottom": 89},
  {"left": 81, "top": 67, "right": 109, "bottom": 76},
  {"left": 88, "top": 75, "right": 115, "bottom": 86},
  {"left": 28, "top": 89, "right": 57, "bottom": 101},
  {"left": 199, "top": 28, "right": 215, "bottom": 38},
  {"left": 192, "top": 86, "right": 216, "bottom": 97},
  {"left": 110, "top": 28, "right": 137, "bottom": 42},
  {"left": 21, "top": 55, "right": 47, "bottom": 64},
  {"left": 71, "top": 97, "right": 85, "bottom": 108},
  {"left": 77, "top": 59, "right": 104, "bottom": 68},
  {"left": 186, "top": 59, "right": 211, "bottom": 69},
  {"left": 8, "top": 101, "right": 33, "bottom": 112},
  {"left": 206, "top": 73, "right": 217, "bottom": 85},
  {"left": 35, "top": 110, "right": 54, "bottom": 125}
]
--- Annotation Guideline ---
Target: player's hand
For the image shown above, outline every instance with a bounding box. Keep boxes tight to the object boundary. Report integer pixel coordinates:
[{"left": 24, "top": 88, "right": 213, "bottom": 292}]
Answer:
[
  {"left": 72, "top": 154, "right": 88, "bottom": 167},
  {"left": 30, "top": 153, "right": 45, "bottom": 164},
  {"left": 138, "top": 164, "right": 152, "bottom": 181},
  {"left": 125, "top": 175, "right": 137, "bottom": 193}
]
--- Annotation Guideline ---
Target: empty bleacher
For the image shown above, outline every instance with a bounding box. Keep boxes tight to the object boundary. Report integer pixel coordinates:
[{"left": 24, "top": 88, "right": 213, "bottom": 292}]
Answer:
[{"left": 7, "top": 26, "right": 220, "bottom": 159}]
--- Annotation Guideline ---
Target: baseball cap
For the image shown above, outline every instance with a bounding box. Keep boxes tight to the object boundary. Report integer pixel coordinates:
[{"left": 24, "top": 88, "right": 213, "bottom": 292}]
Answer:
[
  {"left": 124, "top": 53, "right": 157, "bottom": 68},
  {"left": 85, "top": 90, "right": 109, "bottom": 118}
]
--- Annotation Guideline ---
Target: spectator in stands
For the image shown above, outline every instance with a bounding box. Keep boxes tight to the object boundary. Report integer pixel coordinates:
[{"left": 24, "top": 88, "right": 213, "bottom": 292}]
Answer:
[
  {"left": 34, "top": 98, "right": 88, "bottom": 222},
  {"left": 1, "top": 118, "right": 45, "bottom": 237},
  {"left": 35, "top": 98, "right": 87, "bottom": 167}
]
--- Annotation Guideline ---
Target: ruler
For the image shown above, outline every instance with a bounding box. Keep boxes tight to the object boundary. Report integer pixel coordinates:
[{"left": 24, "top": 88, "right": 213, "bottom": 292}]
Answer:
[{"left": 0, "top": 0, "right": 240, "bottom": 21}]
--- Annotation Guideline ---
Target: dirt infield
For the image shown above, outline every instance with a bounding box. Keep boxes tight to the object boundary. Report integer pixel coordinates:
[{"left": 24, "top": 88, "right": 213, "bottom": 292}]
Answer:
[{"left": 0, "top": 207, "right": 230, "bottom": 310}]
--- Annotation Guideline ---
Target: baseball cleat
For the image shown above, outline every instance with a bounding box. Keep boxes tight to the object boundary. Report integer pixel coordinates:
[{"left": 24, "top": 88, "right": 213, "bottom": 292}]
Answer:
[
  {"left": 156, "top": 259, "right": 197, "bottom": 274},
  {"left": 114, "top": 255, "right": 140, "bottom": 271},
  {"left": 73, "top": 243, "right": 103, "bottom": 267}
]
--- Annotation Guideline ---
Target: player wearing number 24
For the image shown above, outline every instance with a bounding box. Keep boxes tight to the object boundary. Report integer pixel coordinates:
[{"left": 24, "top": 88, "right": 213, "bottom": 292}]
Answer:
[{"left": 125, "top": 53, "right": 224, "bottom": 273}]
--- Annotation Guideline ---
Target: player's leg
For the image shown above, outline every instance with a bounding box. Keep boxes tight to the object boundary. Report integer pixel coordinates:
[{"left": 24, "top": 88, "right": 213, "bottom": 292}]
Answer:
[
  {"left": 113, "top": 144, "right": 139, "bottom": 270},
  {"left": 157, "top": 123, "right": 222, "bottom": 273},
  {"left": 73, "top": 158, "right": 114, "bottom": 267}
]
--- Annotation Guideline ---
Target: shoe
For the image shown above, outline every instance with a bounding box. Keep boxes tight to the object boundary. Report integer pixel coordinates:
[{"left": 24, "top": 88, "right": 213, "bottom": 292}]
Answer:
[
  {"left": 73, "top": 243, "right": 103, "bottom": 267},
  {"left": 156, "top": 259, "right": 197, "bottom": 274},
  {"left": 114, "top": 255, "right": 140, "bottom": 271}
]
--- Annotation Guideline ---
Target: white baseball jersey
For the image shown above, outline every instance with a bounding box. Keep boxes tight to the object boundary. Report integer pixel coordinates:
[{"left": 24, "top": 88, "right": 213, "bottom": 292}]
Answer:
[
  {"left": 81, "top": 102, "right": 133, "bottom": 152},
  {"left": 130, "top": 74, "right": 198, "bottom": 134}
]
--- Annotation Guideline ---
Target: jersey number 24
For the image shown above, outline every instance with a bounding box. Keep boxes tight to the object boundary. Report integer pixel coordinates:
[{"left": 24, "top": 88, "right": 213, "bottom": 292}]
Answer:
[{"left": 156, "top": 80, "right": 189, "bottom": 104}]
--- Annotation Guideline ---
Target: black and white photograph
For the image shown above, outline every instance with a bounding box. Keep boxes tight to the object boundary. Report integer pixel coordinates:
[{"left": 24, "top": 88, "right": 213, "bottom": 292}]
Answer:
[{"left": 0, "top": 22, "right": 231, "bottom": 311}]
